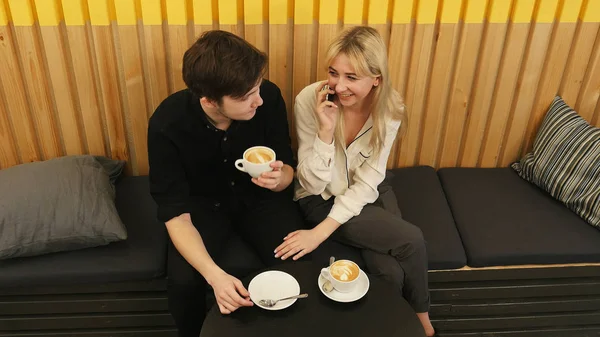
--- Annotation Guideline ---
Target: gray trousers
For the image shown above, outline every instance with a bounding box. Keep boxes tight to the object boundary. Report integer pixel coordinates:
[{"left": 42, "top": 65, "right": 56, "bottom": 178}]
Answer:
[{"left": 298, "top": 183, "right": 430, "bottom": 313}]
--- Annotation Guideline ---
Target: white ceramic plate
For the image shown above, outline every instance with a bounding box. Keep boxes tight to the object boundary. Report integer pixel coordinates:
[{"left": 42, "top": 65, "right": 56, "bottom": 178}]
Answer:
[
  {"left": 318, "top": 269, "right": 370, "bottom": 303},
  {"left": 248, "top": 270, "right": 300, "bottom": 310}
]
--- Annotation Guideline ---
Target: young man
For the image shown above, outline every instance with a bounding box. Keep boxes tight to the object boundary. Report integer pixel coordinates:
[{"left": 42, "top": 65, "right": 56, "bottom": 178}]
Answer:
[{"left": 147, "top": 30, "right": 305, "bottom": 337}]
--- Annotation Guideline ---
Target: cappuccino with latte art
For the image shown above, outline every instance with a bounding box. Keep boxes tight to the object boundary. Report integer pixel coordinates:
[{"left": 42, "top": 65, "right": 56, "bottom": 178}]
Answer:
[
  {"left": 321, "top": 259, "right": 361, "bottom": 293},
  {"left": 329, "top": 260, "right": 360, "bottom": 282}
]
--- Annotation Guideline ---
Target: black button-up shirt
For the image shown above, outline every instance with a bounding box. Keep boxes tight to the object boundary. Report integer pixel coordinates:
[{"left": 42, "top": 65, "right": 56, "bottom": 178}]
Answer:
[{"left": 148, "top": 80, "right": 295, "bottom": 222}]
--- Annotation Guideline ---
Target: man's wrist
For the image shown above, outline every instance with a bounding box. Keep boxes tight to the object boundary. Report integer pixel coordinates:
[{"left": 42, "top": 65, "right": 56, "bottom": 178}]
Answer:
[{"left": 203, "top": 264, "right": 225, "bottom": 286}]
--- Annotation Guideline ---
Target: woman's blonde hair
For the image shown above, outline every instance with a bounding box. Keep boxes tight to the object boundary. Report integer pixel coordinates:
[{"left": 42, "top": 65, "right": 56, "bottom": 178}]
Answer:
[{"left": 325, "top": 26, "right": 406, "bottom": 158}]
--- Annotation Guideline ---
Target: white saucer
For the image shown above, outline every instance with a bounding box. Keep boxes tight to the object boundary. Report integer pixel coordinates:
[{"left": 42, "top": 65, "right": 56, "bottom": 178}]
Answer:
[
  {"left": 248, "top": 270, "right": 300, "bottom": 311},
  {"left": 318, "top": 270, "right": 370, "bottom": 302}
]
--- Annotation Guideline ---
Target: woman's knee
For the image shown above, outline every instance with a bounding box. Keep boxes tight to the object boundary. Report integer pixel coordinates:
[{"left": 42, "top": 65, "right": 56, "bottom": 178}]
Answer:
[{"left": 391, "top": 223, "right": 426, "bottom": 257}]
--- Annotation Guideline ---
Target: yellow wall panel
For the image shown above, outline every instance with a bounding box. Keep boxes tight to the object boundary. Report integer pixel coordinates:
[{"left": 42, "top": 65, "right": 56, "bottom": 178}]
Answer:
[
  {"left": 441, "top": 0, "right": 462, "bottom": 23},
  {"left": 465, "top": 0, "right": 487, "bottom": 23},
  {"left": 193, "top": 0, "right": 212, "bottom": 24},
  {"left": 115, "top": 0, "right": 137, "bottom": 25},
  {"left": 166, "top": 0, "right": 187, "bottom": 25},
  {"left": 0, "top": 1, "right": 7, "bottom": 25},
  {"left": 344, "top": 0, "right": 364, "bottom": 25},
  {"left": 63, "top": 0, "right": 87, "bottom": 25},
  {"left": 87, "top": 0, "right": 111, "bottom": 25},
  {"left": 489, "top": 0, "right": 511, "bottom": 23},
  {"left": 294, "top": 0, "right": 313, "bottom": 24},
  {"left": 141, "top": 0, "right": 163, "bottom": 25},
  {"left": 416, "top": 0, "right": 438, "bottom": 23},
  {"left": 513, "top": 0, "right": 535, "bottom": 23},
  {"left": 7, "top": 0, "right": 35, "bottom": 26},
  {"left": 582, "top": 0, "right": 600, "bottom": 22},
  {"left": 319, "top": 0, "right": 339, "bottom": 24},
  {"left": 269, "top": 0, "right": 287, "bottom": 24},
  {"left": 244, "top": 0, "right": 263, "bottom": 24},
  {"left": 218, "top": 0, "right": 237, "bottom": 25},
  {"left": 34, "top": 0, "right": 60, "bottom": 26},
  {"left": 536, "top": 0, "right": 559, "bottom": 23},
  {"left": 559, "top": 0, "right": 583, "bottom": 22},
  {"left": 392, "top": 0, "right": 414, "bottom": 24},
  {"left": 367, "top": 0, "right": 388, "bottom": 24}
]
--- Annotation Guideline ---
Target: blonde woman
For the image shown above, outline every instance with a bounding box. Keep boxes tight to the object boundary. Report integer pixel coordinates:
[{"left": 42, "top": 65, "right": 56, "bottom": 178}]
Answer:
[{"left": 274, "top": 26, "right": 435, "bottom": 336}]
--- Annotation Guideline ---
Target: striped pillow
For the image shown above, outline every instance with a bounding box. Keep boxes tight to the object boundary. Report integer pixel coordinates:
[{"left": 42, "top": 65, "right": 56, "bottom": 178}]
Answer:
[{"left": 512, "top": 96, "right": 600, "bottom": 229}]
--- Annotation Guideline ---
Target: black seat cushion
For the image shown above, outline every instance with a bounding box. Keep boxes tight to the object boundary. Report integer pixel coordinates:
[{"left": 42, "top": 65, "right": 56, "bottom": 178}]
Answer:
[
  {"left": 438, "top": 168, "right": 600, "bottom": 267},
  {"left": 0, "top": 176, "right": 167, "bottom": 287},
  {"left": 389, "top": 166, "right": 467, "bottom": 270}
]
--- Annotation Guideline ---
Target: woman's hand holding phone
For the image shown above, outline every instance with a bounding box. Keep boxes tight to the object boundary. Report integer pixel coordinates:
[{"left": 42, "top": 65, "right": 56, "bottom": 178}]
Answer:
[{"left": 315, "top": 80, "right": 339, "bottom": 145}]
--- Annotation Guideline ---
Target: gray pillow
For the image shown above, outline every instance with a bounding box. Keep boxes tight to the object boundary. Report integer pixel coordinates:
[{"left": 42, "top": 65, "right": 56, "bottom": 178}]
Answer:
[{"left": 0, "top": 155, "right": 128, "bottom": 260}]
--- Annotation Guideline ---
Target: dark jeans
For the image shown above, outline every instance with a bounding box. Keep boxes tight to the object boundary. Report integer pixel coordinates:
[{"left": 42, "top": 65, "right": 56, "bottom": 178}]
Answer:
[
  {"left": 167, "top": 197, "right": 306, "bottom": 337},
  {"left": 298, "top": 184, "right": 430, "bottom": 313}
]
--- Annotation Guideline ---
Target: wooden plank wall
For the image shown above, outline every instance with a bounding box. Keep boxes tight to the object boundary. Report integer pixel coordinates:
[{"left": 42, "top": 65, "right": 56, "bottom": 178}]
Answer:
[{"left": 0, "top": 0, "right": 599, "bottom": 175}]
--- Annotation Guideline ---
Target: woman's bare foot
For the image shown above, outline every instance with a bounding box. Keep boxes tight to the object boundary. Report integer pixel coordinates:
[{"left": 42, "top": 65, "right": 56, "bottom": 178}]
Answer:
[{"left": 416, "top": 312, "right": 435, "bottom": 336}]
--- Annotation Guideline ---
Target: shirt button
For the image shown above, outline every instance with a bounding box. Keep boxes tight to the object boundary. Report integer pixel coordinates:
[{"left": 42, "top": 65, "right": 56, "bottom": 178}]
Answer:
[
  {"left": 223, "top": 136, "right": 228, "bottom": 141},
  {"left": 230, "top": 181, "right": 235, "bottom": 186},
  {"left": 214, "top": 202, "right": 220, "bottom": 207},
  {"left": 223, "top": 158, "right": 228, "bottom": 163}
]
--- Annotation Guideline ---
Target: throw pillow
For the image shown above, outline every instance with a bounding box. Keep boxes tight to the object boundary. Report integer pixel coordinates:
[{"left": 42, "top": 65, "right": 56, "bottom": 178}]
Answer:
[
  {"left": 512, "top": 96, "right": 600, "bottom": 229},
  {"left": 0, "top": 155, "right": 128, "bottom": 259}
]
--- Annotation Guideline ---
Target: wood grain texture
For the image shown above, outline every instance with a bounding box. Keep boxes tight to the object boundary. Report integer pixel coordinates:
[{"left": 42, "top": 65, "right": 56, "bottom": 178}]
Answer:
[
  {"left": 0, "top": 26, "right": 40, "bottom": 163},
  {"left": 90, "top": 25, "right": 130, "bottom": 168},
  {"left": 39, "top": 25, "right": 84, "bottom": 156},
  {"left": 65, "top": 25, "right": 108, "bottom": 156},
  {"left": 142, "top": 25, "right": 170, "bottom": 114},
  {"left": 387, "top": 23, "right": 414, "bottom": 168},
  {"left": 166, "top": 25, "right": 189, "bottom": 93},
  {"left": 438, "top": 24, "right": 485, "bottom": 168},
  {"left": 117, "top": 24, "right": 149, "bottom": 175},
  {"left": 292, "top": 22, "right": 318, "bottom": 150},
  {"left": 558, "top": 22, "right": 600, "bottom": 105},
  {"left": 398, "top": 23, "right": 436, "bottom": 167},
  {"left": 1, "top": 1, "right": 600, "bottom": 172},
  {"left": 418, "top": 23, "right": 461, "bottom": 167},
  {"left": 500, "top": 23, "right": 554, "bottom": 166},
  {"left": 269, "top": 20, "right": 293, "bottom": 140},
  {"left": 459, "top": 23, "right": 509, "bottom": 167},
  {"left": 521, "top": 23, "right": 578, "bottom": 154},
  {"left": 479, "top": 23, "right": 530, "bottom": 167},
  {"left": 13, "top": 26, "right": 62, "bottom": 160},
  {"left": 574, "top": 23, "right": 600, "bottom": 122}
]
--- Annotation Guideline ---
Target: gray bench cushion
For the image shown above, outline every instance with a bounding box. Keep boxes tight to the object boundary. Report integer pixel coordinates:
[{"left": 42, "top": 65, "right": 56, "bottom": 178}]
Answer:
[
  {"left": 439, "top": 168, "right": 600, "bottom": 267},
  {"left": 389, "top": 166, "right": 467, "bottom": 270},
  {"left": 0, "top": 176, "right": 167, "bottom": 287}
]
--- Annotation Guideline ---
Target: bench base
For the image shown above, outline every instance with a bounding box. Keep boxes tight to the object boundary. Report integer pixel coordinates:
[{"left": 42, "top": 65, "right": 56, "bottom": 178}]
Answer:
[
  {"left": 2, "top": 264, "right": 600, "bottom": 336},
  {"left": 430, "top": 264, "right": 600, "bottom": 336}
]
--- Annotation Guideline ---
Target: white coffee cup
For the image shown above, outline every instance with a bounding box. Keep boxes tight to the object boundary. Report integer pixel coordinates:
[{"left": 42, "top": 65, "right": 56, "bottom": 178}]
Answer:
[
  {"left": 235, "top": 146, "right": 276, "bottom": 178},
  {"left": 321, "top": 260, "right": 361, "bottom": 293}
]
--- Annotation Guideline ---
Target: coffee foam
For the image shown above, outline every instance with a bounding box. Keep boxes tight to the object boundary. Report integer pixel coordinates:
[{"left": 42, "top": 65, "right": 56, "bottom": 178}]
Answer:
[
  {"left": 246, "top": 149, "right": 273, "bottom": 164},
  {"left": 330, "top": 261, "right": 359, "bottom": 282}
]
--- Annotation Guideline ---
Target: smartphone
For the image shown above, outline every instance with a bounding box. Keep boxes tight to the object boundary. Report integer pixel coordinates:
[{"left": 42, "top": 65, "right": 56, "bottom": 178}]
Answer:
[
  {"left": 326, "top": 92, "right": 336, "bottom": 102},
  {"left": 325, "top": 85, "right": 336, "bottom": 102}
]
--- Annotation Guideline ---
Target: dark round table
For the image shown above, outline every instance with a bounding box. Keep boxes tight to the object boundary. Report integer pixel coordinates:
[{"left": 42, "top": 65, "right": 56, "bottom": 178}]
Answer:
[{"left": 200, "top": 261, "right": 426, "bottom": 337}]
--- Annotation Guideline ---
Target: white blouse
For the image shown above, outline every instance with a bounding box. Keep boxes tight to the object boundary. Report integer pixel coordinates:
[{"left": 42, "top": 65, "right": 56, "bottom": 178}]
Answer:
[{"left": 294, "top": 82, "right": 402, "bottom": 224}]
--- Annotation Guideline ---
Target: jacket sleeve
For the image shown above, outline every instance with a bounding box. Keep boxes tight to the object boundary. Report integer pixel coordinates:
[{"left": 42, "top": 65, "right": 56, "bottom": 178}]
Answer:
[{"left": 294, "top": 85, "right": 336, "bottom": 195}]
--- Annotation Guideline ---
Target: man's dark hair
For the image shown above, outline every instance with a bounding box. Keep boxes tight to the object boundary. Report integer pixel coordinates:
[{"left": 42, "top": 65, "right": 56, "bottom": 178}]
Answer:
[{"left": 182, "top": 30, "right": 267, "bottom": 102}]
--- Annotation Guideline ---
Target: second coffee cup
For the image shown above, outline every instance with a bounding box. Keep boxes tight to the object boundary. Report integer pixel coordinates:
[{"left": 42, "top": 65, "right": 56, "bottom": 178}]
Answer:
[
  {"left": 321, "top": 260, "right": 361, "bottom": 293},
  {"left": 235, "top": 146, "right": 275, "bottom": 178}
]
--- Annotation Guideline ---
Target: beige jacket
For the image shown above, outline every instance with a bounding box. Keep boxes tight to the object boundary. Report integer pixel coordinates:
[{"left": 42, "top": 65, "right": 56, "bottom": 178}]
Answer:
[{"left": 294, "top": 82, "right": 402, "bottom": 224}]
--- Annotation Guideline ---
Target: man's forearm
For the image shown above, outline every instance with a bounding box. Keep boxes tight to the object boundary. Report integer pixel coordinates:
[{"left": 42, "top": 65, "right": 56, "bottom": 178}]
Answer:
[
  {"left": 165, "top": 214, "right": 223, "bottom": 285},
  {"left": 272, "top": 164, "right": 294, "bottom": 192}
]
